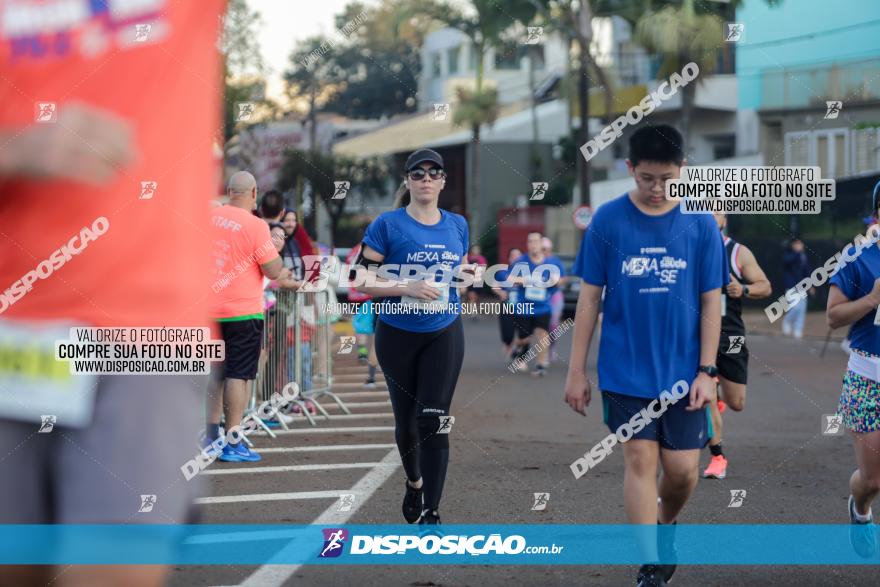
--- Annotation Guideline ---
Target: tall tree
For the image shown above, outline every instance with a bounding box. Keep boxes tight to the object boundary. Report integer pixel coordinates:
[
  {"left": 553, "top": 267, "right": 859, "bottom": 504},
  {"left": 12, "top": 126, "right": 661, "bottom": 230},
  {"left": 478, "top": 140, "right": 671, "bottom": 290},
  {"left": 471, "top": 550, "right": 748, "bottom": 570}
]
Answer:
[
  {"left": 221, "top": 0, "right": 268, "bottom": 141},
  {"left": 321, "top": 0, "right": 434, "bottom": 119},
  {"left": 286, "top": 36, "right": 340, "bottom": 152},
  {"left": 430, "top": 0, "right": 540, "bottom": 237},
  {"left": 635, "top": 0, "right": 784, "bottom": 147}
]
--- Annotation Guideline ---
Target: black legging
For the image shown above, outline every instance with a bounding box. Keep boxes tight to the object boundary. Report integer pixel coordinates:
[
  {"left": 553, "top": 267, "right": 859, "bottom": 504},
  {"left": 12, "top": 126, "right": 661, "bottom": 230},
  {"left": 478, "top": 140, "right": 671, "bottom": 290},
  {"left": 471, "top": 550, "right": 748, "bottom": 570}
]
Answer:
[{"left": 374, "top": 317, "right": 464, "bottom": 511}]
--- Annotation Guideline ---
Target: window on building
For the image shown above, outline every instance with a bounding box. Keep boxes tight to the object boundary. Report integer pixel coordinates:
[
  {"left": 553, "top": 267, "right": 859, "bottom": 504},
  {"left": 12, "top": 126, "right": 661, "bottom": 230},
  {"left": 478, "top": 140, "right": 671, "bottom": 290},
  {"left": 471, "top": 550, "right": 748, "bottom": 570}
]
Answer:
[
  {"left": 709, "top": 135, "right": 736, "bottom": 160},
  {"left": 814, "top": 128, "right": 848, "bottom": 179},
  {"left": 853, "top": 127, "right": 880, "bottom": 175},
  {"left": 494, "top": 41, "right": 520, "bottom": 70},
  {"left": 784, "top": 128, "right": 851, "bottom": 179},
  {"left": 447, "top": 46, "right": 460, "bottom": 75},
  {"left": 784, "top": 131, "right": 810, "bottom": 167},
  {"left": 430, "top": 52, "right": 442, "bottom": 78}
]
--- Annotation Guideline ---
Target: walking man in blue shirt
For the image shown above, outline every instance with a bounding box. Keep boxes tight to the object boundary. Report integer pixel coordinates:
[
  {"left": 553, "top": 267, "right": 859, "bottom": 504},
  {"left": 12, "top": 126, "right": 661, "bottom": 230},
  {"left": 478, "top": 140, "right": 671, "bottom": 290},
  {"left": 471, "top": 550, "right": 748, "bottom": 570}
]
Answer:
[{"left": 564, "top": 125, "right": 724, "bottom": 587}]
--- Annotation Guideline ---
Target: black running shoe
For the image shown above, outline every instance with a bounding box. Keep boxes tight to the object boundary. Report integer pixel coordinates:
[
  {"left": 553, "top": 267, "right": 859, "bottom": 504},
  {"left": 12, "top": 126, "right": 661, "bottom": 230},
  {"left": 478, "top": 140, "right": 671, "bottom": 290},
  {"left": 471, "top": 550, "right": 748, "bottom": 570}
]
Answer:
[
  {"left": 402, "top": 479, "right": 423, "bottom": 524},
  {"left": 418, "top": 509, "right": 441, "bottom": 525},
  {"left": 636, "top": 565, "right": 668, "bottom": 587}
]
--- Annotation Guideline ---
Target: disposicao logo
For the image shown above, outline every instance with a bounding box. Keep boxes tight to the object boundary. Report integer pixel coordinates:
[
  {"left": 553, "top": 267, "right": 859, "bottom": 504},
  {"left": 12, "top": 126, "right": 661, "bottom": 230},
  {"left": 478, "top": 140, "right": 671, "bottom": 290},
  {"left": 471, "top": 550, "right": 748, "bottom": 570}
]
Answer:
[{"left": 319, "top": 528, "right": 348, "bottom": 558}]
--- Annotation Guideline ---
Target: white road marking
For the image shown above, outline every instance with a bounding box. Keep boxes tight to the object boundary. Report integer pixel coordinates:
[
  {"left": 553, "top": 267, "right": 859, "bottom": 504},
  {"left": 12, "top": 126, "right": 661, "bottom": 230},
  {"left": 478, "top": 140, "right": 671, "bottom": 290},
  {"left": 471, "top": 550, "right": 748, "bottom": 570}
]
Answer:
[
  {"left": 203, "top": 462, "right": 398, "bottom": 475},
  {"left": 251, "top": 426, "right": 393, "bottom": 436},
  {"left": 331, "top": 391, "right": 388, "bottom": 399},
  {"left": 256, "top": 443, "right": 395, "bottom": 453},
  {"left": 195, "top": 490, "right": 346, "bottom": 505},
  {"left": 237, "top": 448, "right": 400, "bottom": 587},
  {"left": 321, "top": 401, "right": 391, "bottom": 409}
]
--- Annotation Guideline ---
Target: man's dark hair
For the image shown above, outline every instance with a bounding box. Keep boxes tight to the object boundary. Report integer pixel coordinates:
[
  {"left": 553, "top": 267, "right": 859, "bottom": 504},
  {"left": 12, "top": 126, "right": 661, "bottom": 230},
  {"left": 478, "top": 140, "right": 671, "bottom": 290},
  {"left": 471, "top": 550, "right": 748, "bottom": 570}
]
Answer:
[
  {"left": 260, "top": 190, "right": 284, "bottom": 219},
  {"left": 628, "top": 125, "right": 684, "bottom": 167}
]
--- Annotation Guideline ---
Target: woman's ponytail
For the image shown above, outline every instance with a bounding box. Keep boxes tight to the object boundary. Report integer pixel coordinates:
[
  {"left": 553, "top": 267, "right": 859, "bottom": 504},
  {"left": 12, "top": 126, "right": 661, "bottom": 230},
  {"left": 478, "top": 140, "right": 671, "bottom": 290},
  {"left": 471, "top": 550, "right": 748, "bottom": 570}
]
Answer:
[{"left": 393, "top": 180, "right": 410, "bottom": 208}]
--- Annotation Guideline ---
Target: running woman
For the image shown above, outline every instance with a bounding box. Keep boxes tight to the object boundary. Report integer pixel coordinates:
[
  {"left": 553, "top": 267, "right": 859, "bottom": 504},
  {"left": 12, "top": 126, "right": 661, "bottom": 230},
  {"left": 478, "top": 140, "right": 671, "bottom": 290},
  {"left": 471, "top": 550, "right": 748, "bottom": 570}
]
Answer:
[
  {"left": 703, "top": 212, "right": 771, "bottom": 479},
  {"left": 826, "top": 181, "right": 880, "bottom": 557},
  {"left": 354, "top": 148, "right": 471, "bottom": 525},
  {"left": 510, "top": 232, "right": 566, "bottom": 376},
  {"left": 564, "top": 125, "right": 723, "bottom": 587},
  {"left": 492, "top": 247, "right": 523, "bottom": 360}
]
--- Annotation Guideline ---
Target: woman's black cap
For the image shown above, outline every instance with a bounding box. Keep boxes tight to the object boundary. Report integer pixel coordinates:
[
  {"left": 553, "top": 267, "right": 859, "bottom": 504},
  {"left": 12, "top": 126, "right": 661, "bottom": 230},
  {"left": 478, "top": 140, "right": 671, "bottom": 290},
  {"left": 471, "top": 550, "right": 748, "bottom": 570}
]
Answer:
[{"left": 404, "top": 148, "right": 444, "bottom": 171}]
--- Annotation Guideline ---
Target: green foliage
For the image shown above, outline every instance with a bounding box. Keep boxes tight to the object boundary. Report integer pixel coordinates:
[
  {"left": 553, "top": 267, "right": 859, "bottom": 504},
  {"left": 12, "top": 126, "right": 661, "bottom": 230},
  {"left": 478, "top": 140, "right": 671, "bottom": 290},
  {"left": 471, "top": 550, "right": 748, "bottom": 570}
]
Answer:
[
  {"left": 452, "top": 86, "right": 501, "bottom": 130},
  {"left": 285, "top": 0, "right": 439, "bottom": 119},
  {"left": 222, "top": 0, "right": 264, "bottom": 79},
  {"left": 222, "top": 0, "right": 268, "bottom": 140},
  {"left": 634, "top": 0, "right": 724, "bottom": 77}
]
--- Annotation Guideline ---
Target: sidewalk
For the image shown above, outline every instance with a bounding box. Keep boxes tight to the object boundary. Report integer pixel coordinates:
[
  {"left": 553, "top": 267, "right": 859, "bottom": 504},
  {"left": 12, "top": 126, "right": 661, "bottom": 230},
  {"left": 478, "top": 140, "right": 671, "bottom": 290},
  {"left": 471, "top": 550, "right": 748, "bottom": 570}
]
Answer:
[{"left": 743, "top": 309, "right": 842, "bottom": 341}]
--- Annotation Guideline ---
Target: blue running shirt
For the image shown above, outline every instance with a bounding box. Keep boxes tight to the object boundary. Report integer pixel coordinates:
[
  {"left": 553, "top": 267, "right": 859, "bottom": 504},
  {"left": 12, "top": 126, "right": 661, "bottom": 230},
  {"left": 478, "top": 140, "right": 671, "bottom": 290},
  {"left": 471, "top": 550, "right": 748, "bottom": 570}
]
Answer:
[
  {"left": 509, "top": 254, "right": 565, "bottom": 316},
  {"left": 829, "top": 244, "right": 880, "bottom": 356},
  {"left": 573, "top": 194, "right": 724, "bottom": 399},
  {"left": 362, "top": 207, "right": 469, "bottom": 333}
]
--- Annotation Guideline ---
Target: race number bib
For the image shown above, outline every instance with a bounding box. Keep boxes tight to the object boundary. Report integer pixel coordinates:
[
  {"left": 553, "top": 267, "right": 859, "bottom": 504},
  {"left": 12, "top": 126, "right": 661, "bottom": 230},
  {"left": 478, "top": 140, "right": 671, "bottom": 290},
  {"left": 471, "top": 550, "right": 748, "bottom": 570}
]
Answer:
[
  {"left": 524, "top": 286, "right": 548, "bottom": 302},
  {"left": 401, "top": 280, "right": 449, "bottom": 310},
  {"left": 0, "top": 320, "right": 98, "bottom": 428}
]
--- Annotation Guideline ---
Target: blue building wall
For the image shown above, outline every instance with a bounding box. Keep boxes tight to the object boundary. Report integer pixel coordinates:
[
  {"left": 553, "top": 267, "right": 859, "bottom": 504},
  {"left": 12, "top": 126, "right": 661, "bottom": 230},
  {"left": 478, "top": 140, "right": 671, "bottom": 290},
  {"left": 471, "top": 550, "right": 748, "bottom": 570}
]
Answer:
[{"left": 736, "top": 0, "right": 880, "bottom": 109}]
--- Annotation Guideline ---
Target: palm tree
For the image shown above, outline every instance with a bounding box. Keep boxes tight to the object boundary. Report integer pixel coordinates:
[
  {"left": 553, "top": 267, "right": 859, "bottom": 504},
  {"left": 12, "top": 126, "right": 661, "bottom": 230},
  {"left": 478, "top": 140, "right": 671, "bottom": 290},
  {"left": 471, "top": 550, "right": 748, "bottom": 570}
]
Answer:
[
  {"left": 430, "top": 0, "right": 538, "bottom": 236},
  {"left": 634, "top": 0, "right": 721, "bottom": 146},
  {"left": 635, "top": 0, "right": 784, "bottom": 147}
]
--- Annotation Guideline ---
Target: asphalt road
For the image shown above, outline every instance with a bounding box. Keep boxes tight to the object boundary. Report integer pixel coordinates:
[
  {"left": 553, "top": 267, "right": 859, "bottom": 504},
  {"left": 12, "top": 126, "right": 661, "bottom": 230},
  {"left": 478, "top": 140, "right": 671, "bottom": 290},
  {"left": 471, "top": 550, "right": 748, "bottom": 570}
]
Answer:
[{"left": 170, "top": 313, "right": 877, "bottom": 587}]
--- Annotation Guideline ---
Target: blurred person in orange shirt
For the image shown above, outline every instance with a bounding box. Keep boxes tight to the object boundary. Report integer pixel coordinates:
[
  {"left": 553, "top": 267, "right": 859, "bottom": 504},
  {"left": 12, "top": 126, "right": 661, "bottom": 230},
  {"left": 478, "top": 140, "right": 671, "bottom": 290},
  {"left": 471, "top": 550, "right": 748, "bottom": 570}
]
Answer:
[{"left": 0, "top": 1, "right": 227, "bottom": 586}]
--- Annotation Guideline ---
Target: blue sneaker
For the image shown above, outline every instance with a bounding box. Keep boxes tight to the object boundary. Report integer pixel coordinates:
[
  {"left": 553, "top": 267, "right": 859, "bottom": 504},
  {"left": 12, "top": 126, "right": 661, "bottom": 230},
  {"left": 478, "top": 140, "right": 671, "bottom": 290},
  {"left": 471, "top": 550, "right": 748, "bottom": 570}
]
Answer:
[{"left": 219, "top": 442, "right": 262, "bottom": 462}]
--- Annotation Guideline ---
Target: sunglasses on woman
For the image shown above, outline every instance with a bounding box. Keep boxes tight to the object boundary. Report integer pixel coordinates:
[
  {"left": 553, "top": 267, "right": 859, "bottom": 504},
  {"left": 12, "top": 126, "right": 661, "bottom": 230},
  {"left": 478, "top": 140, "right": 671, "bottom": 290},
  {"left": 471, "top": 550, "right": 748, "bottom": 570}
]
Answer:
[{"left": 407, "top": 167, "right": 446, "bottom": 181}]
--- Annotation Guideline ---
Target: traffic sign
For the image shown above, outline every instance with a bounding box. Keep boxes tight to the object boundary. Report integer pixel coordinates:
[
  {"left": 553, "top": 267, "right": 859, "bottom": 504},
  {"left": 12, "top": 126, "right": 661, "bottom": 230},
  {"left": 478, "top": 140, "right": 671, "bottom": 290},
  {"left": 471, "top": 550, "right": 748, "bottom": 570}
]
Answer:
[{"left": 573, "top": 205, "right": 593, "bottom": 229}]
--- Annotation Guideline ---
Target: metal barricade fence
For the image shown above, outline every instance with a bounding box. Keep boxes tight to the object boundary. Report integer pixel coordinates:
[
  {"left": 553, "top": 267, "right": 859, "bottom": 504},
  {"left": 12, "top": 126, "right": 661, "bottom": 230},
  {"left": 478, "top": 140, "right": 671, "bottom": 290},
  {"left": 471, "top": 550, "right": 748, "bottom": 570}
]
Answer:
[
  {"left": 247, "top": 288, "right": 347, "bottom": 432},
  {"left": 295, "top": 290, "right": 350, "bottom": 416}
]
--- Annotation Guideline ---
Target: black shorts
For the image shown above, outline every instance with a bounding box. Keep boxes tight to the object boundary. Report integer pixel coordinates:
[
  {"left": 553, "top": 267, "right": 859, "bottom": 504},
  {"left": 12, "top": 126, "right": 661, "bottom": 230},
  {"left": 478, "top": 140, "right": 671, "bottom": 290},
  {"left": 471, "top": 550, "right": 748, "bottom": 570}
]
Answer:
[
  {"left": 514, "top": 313, "right": 551, "bottom": 338},
  {"left": 717, "top": 332, "right": 748, "bottom": 384},
  {"left": 219, "top": 318, "right": 264, "bottom": 380},
  {"left": 498, "top": 313, "right": 516, "bottom": 346}
]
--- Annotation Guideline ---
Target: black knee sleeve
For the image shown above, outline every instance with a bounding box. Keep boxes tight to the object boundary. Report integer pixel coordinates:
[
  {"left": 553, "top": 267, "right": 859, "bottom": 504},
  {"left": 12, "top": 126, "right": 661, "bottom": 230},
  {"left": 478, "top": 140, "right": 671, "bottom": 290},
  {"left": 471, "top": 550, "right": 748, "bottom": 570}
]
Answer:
[{"left": 417, "top": 415, "right": 449, "bottom": 450}]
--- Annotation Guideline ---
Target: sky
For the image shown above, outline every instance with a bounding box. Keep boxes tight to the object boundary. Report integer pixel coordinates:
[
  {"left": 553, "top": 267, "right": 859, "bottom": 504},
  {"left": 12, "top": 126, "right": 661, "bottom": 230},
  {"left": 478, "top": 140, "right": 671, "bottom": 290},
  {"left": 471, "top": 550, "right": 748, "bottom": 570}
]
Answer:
[{"left": 246, "top": 0, "right": 380, "bottom": 102}]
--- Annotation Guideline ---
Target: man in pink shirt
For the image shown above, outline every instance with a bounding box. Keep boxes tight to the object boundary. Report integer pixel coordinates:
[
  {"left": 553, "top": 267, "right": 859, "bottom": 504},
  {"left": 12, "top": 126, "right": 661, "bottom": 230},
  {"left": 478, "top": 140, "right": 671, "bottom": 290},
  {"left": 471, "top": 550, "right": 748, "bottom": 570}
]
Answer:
[{"left": 207, "top": 171, "right": 287, "bottom": 462}]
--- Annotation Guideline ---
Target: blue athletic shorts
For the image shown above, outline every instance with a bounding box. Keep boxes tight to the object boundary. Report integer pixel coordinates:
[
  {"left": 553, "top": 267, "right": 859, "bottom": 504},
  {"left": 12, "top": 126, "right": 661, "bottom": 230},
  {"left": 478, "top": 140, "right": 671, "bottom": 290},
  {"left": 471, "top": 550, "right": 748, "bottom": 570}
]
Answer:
[{"left": 601, "top": 389, "right": 712, "bottom": 450}]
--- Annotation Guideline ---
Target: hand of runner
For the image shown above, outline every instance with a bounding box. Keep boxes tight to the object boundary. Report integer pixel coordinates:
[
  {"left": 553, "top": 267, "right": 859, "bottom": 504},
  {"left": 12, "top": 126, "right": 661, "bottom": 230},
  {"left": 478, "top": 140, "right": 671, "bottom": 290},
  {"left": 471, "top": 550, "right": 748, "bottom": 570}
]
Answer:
[
  {"left": 3, "top": 102, "right": 137, "bottom": 184},
  {"left": 686, "top": 373, "right": 716, "bottom": 411},
  {"left": 726, "top": 273, "right": 743, "bottom": 298},
  {"left": 564, "top": 373, "right": 592, "bottom": 416},
  {"left": 404, "top": 279, "right": 443, "bottom": 301}
]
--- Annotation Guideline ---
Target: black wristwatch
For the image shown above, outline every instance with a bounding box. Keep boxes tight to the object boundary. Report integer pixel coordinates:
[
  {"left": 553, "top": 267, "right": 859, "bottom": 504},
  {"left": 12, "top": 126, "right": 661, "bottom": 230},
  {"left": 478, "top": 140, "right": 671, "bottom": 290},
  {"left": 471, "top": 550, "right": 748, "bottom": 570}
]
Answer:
[
  {"left": 697, "top": 365, "right": 719, "bottom": 377},
  {"left": 742, "top": 285, "right": 750, "bottom": 298}
]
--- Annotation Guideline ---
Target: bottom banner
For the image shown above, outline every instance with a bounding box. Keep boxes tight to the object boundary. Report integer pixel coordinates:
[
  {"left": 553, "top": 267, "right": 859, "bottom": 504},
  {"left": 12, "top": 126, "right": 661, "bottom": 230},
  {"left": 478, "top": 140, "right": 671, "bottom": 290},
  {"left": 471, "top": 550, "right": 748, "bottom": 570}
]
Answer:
[{"left": 1, "top": 525, "right": 878, "bottom": 565}]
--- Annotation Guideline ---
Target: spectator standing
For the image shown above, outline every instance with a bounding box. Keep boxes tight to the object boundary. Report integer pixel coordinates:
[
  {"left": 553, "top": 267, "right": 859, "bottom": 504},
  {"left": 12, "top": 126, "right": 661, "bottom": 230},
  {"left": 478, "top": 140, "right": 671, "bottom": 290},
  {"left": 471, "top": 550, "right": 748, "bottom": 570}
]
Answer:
[{"left": 782, "top": 238, "right": 814, "bottom": 339}]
